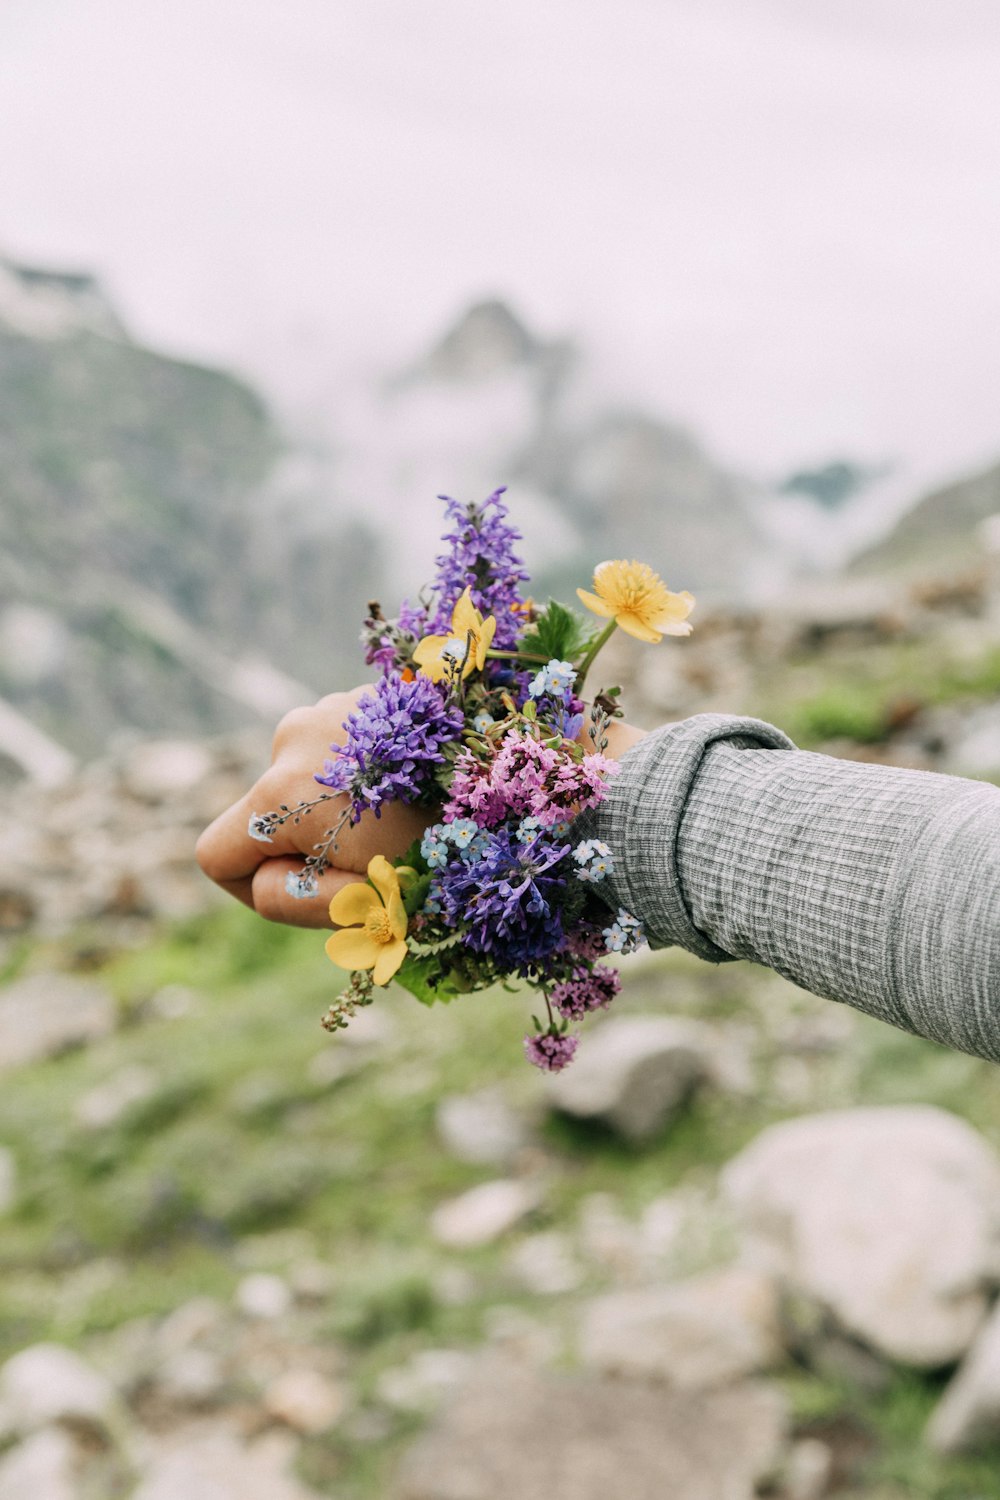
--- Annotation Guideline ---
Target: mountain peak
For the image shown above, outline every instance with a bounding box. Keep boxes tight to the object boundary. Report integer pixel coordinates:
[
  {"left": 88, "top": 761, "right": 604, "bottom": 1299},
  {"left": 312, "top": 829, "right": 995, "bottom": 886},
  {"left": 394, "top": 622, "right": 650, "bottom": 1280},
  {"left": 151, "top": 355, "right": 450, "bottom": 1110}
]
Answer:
[
  {"left": 418, "top": 298, "right": 541, "bottom": 382},
  {"left": 0, "top": 255, "right": 126, "bottom": 341}
]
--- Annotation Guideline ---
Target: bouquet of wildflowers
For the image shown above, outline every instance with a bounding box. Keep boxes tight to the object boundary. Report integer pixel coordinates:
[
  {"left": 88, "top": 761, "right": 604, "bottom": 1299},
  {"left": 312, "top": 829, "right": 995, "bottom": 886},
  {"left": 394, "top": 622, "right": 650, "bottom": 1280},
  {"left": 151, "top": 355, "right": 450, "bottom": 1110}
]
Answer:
[{"left": 250, "top": 489, "right": 694, "bottom": 1071}]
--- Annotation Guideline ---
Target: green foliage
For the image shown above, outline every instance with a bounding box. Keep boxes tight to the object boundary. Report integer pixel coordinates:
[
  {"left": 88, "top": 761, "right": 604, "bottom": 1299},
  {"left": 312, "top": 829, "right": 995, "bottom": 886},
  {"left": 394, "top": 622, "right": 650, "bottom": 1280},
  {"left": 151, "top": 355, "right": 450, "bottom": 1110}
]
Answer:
[
  {"left": 789, "top": 688, "right": 889, "bottom": 745},
  {"left": 519, "top": 598, "right": 587, "bottom": 664}
]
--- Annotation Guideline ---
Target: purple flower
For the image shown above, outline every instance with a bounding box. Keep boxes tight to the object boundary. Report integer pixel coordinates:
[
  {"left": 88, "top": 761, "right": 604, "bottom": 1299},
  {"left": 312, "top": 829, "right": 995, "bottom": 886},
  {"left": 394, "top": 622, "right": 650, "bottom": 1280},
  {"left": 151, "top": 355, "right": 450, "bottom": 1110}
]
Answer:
[
  {"left": 523, "top": 1031, "right": 579, "bottom": 1072},
  {"left": 315, "top": 673, "right": 463, "bottom": 821},
  {"left": 429, "top": 488, "right": 529, "bottom": 650},
  {"left": 437, "top": 828, "right": 571, "bottom": 969},
  {"left": 550, "top": 963, "right": 621, "bottom": 1020}
]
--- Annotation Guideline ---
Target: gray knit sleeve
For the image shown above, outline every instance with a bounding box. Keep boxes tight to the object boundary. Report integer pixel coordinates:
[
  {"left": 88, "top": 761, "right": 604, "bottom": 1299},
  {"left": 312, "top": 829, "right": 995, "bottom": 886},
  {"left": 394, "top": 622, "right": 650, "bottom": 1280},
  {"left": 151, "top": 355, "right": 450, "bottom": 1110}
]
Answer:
[{"left": 580, "top": 714, "right": 1000, "bottom": 1063}]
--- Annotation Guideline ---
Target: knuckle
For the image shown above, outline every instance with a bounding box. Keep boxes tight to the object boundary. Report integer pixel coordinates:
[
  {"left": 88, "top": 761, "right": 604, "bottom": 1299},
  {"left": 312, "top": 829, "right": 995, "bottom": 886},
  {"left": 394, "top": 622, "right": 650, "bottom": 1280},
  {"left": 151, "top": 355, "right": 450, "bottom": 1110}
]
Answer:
[{"left": 272, "top": 705, "right": 318, "bottom": 750}]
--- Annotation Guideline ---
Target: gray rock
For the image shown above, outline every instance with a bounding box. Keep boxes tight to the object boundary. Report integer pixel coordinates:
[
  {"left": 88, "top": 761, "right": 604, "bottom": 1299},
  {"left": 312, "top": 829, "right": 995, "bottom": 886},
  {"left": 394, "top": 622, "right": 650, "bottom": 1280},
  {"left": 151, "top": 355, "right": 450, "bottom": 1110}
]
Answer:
[
  {"left": 782, "top": 1438, "right": 834, "bottom": 1500},
  {"left": 121, "top": 740, "right": 216, "bottom": 801},
  {"left": 0, "top": 1342, "right": 120, "bottom": 1437},
  {"left": 507, "top": 1232, "right": 583, "bottom": 1296},
  {"left": 579, "top": 1267, "right": 783, "bottom": 1389},
  {"left": 0, "top": 1147, "right": 15, "bottom": 1214},
  {"left": 154, "top": 1349, "right": 226, "bottom": 1409},
  {"left": 377, "top": 1350, "right": 473, "bottom": 1414},
  {"left": 75, "top": 1065, "right": 157, "bottom": 1130},
  {"left": 926, "top": 1299, "right": 1000, "bottom": 1454},
  {"left": 435, "top": 1088, "right": 529, "bottom": 1166},
  {"left": 235, "top": 1274, "right": 293, "bottom": 1320},
  {"left": 545, "top": 1016, "right": 711, "bottom": 1141},
  {"left": 263, "top": 1368, "right": 346, "bottom": 1433},
  {"left": 722, "top": 1106, "right": 1000, "bottom": 1367},
  {"left": 430, "top": 1179, "right": 542, "bottom": 1250},
  {"left": 0, "top": 1428, "right": 79, "bottom": 1500},
  {"left": 133, "top": 1429, "right": 325, "bottom": 1500},
  {"left": 392, "top": 1358, "right": 787, "bottom": 1500},
  {"left": 0, "top": 974, "right": 116, "bottom": 1072}
]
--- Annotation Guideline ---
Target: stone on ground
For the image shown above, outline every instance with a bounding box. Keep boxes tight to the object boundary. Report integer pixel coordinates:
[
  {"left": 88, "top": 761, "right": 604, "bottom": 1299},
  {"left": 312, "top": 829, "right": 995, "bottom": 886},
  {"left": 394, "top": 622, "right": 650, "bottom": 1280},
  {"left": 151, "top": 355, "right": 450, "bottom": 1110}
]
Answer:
[
  {"left": 430, "top": 1179, "right": 541, "bottom": 1249},
  {"left": 0, "top": 1147, "right": 15, "bottom": 1214},
  {"left": 435, "top": 1088, "right": 529, "bottom": 1166},
  {"left": 545, "top": 1016, "right": 712, "bottom": 1141},
  {"left": 578, "top": 1266, "right": 783, "bottom": 1389},
  {"left": 391, "top": 1359, "right": 787, "bottom": 1500},
  {"left": 926, "top": 1300, "right": 1000, "bottom": 1454},
  {"left": 0, "top": 1428, "right": 80, "bottom": 1500},
  {"left": 0, "top": 1342, "right": 121, "bottom": 1437},
  {"left": 132, "top": 1428, "right": 325, "bottom": 1500},
  {"left": 721, "top": 1105, "right": 1000, "bottom": 1367},
  {"left": 0, "top": 974, "right": 116, "bottom": 1072}
]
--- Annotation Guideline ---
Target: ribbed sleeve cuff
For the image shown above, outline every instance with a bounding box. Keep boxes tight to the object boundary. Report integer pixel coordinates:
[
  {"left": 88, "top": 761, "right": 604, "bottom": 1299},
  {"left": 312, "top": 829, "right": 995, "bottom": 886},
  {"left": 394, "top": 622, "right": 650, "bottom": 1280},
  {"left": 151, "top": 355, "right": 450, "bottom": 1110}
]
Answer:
[{"left": 578, "top": 713, "right": 796, "bottom": 960}]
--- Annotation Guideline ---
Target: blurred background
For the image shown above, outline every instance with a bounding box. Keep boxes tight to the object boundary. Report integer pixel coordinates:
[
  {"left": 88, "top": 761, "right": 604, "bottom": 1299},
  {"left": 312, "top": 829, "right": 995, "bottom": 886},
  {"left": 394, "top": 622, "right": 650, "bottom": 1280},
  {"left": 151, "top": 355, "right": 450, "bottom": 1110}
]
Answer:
[{"left": 2, "top": 3, "right": 1000, "bottom": 1496}]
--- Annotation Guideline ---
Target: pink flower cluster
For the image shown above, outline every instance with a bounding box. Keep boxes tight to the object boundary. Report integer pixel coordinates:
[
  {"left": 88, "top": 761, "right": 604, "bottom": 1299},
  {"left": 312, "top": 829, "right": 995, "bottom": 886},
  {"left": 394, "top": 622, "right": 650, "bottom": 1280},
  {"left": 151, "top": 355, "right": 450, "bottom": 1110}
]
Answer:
[
  {"left": 550, "top": 963, "right": 621, "bottom": 1020},
  {"left": 444, "top": 732, "right": 619, "bottom": 829}
]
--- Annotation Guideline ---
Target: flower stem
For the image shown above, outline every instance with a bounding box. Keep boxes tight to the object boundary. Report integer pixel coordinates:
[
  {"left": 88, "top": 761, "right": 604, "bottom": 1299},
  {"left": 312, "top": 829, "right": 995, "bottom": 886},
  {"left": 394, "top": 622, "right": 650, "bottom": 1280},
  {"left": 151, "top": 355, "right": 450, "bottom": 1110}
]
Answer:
[
  {"left": 574, "top": 620, "right": 618, "bottom": 693},
  {"left": 485, "top": 649, "right": 550, "bottom": 665}
]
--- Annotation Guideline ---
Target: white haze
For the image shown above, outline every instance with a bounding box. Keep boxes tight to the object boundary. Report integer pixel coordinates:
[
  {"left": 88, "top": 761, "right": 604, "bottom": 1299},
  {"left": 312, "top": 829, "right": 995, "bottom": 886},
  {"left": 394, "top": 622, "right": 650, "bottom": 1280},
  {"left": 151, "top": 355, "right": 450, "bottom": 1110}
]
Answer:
[{"left": 1, "top": 0, "right": 999, "bottom": 507}]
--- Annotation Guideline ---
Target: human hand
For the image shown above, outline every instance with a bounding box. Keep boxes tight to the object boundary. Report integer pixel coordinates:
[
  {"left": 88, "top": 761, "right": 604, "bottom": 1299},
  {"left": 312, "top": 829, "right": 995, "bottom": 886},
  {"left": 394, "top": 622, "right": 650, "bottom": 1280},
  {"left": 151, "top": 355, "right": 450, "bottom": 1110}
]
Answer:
[{"left": 195, "top": 689, "right": 432, "bottom": 928}]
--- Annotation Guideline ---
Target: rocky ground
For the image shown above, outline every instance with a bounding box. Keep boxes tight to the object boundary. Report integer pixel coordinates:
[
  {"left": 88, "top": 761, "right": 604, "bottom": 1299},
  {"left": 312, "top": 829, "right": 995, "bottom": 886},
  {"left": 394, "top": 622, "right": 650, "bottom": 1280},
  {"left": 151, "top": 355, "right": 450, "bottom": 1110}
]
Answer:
[{"left": 1, "top": 566, "right": 1000, "bottom": 1498}]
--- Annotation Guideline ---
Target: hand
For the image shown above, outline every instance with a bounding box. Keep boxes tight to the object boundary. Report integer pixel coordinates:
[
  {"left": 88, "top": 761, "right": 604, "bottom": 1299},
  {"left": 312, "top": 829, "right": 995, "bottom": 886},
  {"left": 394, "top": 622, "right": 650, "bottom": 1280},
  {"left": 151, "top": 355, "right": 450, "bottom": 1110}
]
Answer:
[{"left": 195, "top": 689, "right": 432, "bottom": 928}]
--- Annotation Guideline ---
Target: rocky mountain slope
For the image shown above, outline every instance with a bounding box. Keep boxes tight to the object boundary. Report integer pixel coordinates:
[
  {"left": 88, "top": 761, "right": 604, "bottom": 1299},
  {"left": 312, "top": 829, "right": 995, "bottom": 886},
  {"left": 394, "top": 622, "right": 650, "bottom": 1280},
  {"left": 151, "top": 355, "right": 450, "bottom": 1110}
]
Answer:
[
  {"left": 0, "top": 256, "right": 378, "bottom": 772},
  {"left": 851, "top": 458, "right": 1000, "bottom": 577}
]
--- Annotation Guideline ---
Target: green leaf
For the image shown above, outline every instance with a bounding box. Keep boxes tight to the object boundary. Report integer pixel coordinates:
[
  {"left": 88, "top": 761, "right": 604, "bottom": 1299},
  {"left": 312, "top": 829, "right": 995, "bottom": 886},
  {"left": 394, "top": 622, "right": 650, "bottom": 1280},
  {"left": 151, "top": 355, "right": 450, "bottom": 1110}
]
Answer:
[
  {"left": 521, "top": 599, "right": 586, "bottom": 663},
  {"left": 394, "top": 953, "right": 462, "bottom": 1007}
]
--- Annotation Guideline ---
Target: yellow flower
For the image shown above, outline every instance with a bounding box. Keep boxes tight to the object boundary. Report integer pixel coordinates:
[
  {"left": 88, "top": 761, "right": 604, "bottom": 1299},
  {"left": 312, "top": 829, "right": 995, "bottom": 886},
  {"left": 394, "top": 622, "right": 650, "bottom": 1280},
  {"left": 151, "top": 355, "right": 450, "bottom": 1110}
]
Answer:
[
  {"left": 413, "top": 587, "right": 497, "bottom": 682},
  {"left": 325, "top": 855, "right": 408, "bottom": 986},
  {"left": 577, "top": 560, "right": 695, "bottom": 644}
]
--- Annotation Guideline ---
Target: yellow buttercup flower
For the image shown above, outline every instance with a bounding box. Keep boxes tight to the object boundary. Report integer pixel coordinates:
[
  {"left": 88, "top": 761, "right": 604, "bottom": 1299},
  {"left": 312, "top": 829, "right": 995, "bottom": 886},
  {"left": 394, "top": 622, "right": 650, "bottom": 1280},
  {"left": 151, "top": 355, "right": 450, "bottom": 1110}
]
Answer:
[
  {"left": 325, "top": 855, "right": 408, "bottom": 986},
  {"left": 577, "top": 560, "right": 695, "bottom": 644},
  {"left": 413, "top": 587, "right": 497, "bottom": 682}
]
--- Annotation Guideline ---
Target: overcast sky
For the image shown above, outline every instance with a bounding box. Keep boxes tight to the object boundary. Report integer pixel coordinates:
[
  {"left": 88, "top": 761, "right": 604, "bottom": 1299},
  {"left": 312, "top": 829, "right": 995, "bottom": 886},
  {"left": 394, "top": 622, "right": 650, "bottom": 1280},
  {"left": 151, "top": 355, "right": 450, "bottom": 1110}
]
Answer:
[{"left": 2, "top": 0, "right": 999, "bottom": 483}]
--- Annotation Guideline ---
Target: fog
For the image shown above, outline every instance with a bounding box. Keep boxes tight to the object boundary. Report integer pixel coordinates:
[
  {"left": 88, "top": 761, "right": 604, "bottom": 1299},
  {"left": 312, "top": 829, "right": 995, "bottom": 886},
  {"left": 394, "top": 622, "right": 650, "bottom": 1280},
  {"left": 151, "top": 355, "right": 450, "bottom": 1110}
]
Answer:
[{"left": 2, "top": 0, "right": 999, "bottom": 484}]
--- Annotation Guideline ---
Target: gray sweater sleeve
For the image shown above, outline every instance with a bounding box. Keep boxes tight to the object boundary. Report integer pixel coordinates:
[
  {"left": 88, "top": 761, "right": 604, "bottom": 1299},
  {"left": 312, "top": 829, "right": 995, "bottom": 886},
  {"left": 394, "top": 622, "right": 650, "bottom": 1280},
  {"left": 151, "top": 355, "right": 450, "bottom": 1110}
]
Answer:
[{"left": 579, "top": 713, "right": 1000, "bottom": 1062}]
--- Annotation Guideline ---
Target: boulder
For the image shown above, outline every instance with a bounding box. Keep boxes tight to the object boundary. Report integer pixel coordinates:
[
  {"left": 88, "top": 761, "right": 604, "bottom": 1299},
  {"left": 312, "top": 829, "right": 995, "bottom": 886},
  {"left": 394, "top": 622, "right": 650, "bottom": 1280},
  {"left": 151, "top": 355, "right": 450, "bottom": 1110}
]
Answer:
[
  {"left": 392, "top": 1358, "right": 787, "bottom": 1500},
  {"left": 545, "top": 1016, "right": 712, "bottom": 1142},
  {"left": 578, "top": 1267, "right": 784, "bottom": 1389},
  {"left": 132, "top": 1429, "right": 325, "bottom": 1500},
  {"left": 0, "top": 974, "right": 115, "bottom": 1072},
  {"left": 0, "top": 1147, "right": 15, "bottom": 1214},
  {"left": 235, "top": 1274, "right": 293, "bottom": 1321},
  {"left": 721, "top": 1106, "right": 1000, "bottom": 1367},
  {"left": 0, "top": 1342, "right": 121, "bottom": 1437},
  {"left": 263, "top": 1368, "right": 346, "bottom": 1433},
  {"left": 430, "top": 1179, "right": 542, "bottom": 1249},
  {"left": 926, "top": 1299, "right": 1000, "bottom": 1454},
  {"left": 0, "top": 1428, "right": 79, "bottom": 1500},
  {"left": 435, "top": 1088, "right": 529, "bottom": 1166}
]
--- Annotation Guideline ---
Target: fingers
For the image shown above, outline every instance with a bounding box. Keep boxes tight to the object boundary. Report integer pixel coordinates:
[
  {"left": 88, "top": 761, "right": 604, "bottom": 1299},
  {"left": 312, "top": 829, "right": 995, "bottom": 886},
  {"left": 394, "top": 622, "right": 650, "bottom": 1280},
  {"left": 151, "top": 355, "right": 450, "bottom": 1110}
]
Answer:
[
  {"left": 251, "top": 858, "right": 364, "bottom": 928},
  {"left": 195, "top": 764, "right": 350, "bottom": 889}
]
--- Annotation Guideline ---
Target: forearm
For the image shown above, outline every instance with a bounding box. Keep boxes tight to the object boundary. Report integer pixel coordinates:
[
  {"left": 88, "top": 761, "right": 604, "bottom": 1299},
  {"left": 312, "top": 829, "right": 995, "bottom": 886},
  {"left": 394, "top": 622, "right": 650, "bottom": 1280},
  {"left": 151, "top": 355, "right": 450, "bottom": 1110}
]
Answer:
[{"left": 581, "top": 714, "right": 1000, "bottom": 1062}]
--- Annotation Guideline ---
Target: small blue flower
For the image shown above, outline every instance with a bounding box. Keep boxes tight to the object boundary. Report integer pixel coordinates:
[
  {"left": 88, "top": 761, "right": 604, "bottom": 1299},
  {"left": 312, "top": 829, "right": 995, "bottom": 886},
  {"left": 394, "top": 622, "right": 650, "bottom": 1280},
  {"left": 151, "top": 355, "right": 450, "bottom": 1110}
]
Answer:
[
  {"left": 516, "top": 815, "right": 544, "bottom": 844},
  {"left": 473, "top": 711, "right": 495, "bottom": 734},
  {"left": 247, "top": 813, "right": 274, "bottom": 845},
  {"left": 286, "top": 869, "right": 319, "bottom": 900},
  {"left": 602, "top": 908, "right": 645, "bottom": 953},
  {"left": 528, "top": 659, "right": 576, "bottom": 701},
  {"left": 573, "top": 838, "right": 614, "bottom": 882},
  {"left": 446, "top": 818, "right": 479, "bottom": 848}
]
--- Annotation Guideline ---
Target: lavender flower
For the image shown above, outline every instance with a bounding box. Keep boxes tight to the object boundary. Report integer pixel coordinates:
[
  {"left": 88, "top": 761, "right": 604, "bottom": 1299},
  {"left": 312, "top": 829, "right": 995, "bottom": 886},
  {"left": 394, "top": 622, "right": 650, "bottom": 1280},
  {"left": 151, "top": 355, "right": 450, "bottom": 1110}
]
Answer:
[
  {"left": 523, "top": 1031, "right": 579, "bottom": 1072},
  {"left": 429, "top": 488, "right": 529, "bottom": 649},
  {"left": 315, "top": 673, "right": 463, "bottom": 821}
]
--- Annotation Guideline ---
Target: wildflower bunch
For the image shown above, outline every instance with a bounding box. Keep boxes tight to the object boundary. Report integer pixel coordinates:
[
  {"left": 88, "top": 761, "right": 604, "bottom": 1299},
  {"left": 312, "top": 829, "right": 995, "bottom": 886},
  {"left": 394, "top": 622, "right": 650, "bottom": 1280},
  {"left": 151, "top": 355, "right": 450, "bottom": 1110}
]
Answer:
[{"left": 253, "top": 487, "right": 694, "bottom": 1071}]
